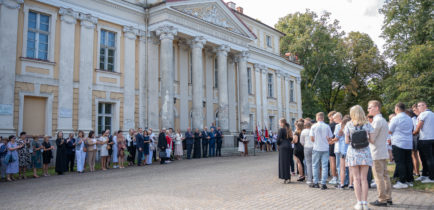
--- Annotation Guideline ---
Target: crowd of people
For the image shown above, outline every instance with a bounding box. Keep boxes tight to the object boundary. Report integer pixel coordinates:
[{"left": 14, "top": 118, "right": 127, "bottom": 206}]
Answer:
[
  {"left": 0, "top": 123, "right": 235, "bottom": 181},
  {"left": 276, "top": 100, "right": 434, "bottom": 210}
]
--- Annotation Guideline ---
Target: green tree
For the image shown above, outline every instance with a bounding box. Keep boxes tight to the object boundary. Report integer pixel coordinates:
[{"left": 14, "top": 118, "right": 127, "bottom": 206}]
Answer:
[
  {"left": 380, "top": 0, "right": 434, "bottom": 110},
  {"left": 276, "top": 10, "right": 349, "bottom": 117}
]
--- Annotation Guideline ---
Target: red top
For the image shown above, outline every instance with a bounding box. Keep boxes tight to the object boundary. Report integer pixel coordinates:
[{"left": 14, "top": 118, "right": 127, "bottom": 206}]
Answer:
[{"left": 166, "top": 135, "right": 172, "bottom": 148}]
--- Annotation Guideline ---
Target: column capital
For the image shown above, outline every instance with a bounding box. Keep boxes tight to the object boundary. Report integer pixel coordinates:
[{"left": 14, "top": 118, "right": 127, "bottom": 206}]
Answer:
[
  {"left": 228, "top": 54, "right": 236, "bottom": 64},
  {"left": 0, "top": 0, "right": 23, "bottom": 9},
  {"left": 59, "top": 8, "right": 79, "bottom": 24},
  {"left": 79, "top": 13, "right": 97, "bottom": 29},
  {"left": 214, "top": 45, "right": 230, "bottom": 56},
  {"left": 190, "top": 36, "right": 206, "bottom": 49},
  {"left": 261, "top": 68, "right": 268, "bottom": 74},
  {"left": 296, "top": 76, "right": 301, "bottom": 83},
  {"left": 276, "top": 70, "right": 282, "bottom": 78},
  {"left": 178, "top": 39, "right": 190, "bottom": 51},
  {"left": 138, "top": 30, "right": 147, "bottom": 42},
  {"left": 123, "top": 25, "right": 139, "bottom": 40},
  {"left": 155, "top": 25, "right": 177, "bottom": 40},
  {"left": 238, "top": 50, "right": 250, "bottom": 60}
]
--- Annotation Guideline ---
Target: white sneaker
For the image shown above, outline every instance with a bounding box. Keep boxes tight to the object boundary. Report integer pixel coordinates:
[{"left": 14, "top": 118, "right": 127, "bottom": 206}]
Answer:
[
  {"left": 407, "top": 182, "right": 414, "bottom": 187},
  {"left": 416, "top": 176, "right": 427, "bottom": 181},
  {"left": 371, "top": 182, "right": 377, "bottom": 188},
  {"left": 329, "top": 177, "right": 337, "bottom": 185},
  {"left": 362, "top": 204, "right": 370, "bottom": 210},
  {"left": 306, "top": 181, "right": 312, "bottom": 185},
  {"left": 421, "top": 178, "right": 434, "bottom": 184},
  {"left": 393, "top": 181, "right": 408, "bottom": 189},
  {"left": 354, "top": 203, "right": 363, "bottom": 210}
]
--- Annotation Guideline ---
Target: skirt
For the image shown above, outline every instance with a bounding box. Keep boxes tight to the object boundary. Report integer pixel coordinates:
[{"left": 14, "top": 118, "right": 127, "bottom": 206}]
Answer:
[
  {"left": 345, "top": 146, "right": 372, "bottom": 167},
  {"left": 238, "top": 142, "right": 244, "bottom": 152},
  {"left": 100, "top": 144, "right": 109, "bottom": 157},
  {"left": 42, "top": 151, "right": 52, "bottom": 164},
  {"left": 174, "top": 143, "right": 183, "bottom": 156},
  {"left": 31, "top": 152, "right": 42, "bottom": 169}
]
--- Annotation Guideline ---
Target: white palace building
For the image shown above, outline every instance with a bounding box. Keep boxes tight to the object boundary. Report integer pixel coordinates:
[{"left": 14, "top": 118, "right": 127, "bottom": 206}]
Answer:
[{"left": 0, "top": 0, "right": 303, "bottom": 138}]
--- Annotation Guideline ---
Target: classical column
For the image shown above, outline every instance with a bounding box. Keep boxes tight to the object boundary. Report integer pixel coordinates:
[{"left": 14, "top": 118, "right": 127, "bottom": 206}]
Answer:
[
  {"left": 284, "top": 74, "right": 290, "bottom": 121},
  {"left": 238, "top": 51, "right": 250, "bottom": 131},
  {"left": 296, "top": 76, "right": 303, "bottom": 118},
  {"left": 156, "top": 25, "right": 177, "bottom": 130},
  {"left": 227, "top": 55, "right": 236, "bottom": 133},
  {"left": 261, "top": 67, "right": 269, "bottom": 129},
  {"left": 123, "top": 26, "right": 138, "bottom": 130},
  {"left": 254, "top": 64, "right": 262, "bottom": 128},
  {"left": 138, "top": 30, "right": 146, "bottom": 128},
  {"left": 178, "top": 40, "right": 189, "bottom": 131},
  {"left": 276, "top": 70, "right": 282, "bottom": 121},
  {"left": 78, "top": 13, "right": 97, "bottom": 132},
  {"left": 204, "top": 47, "right": 214, "bottom": 128},
  {"left": 190, "top": 36, "right": 206, "bottom": 130},
  {"left": 57, "top": 8, "right": 78, "bottom": 134},
  {"left": 147, "top": 35, "right": 159, "bottom": 130},
  {"left": 0, "top": 0, "right": 23, "bottom": 136},
  {"left": 215, "top": 45, "right": 230, "bottom": 131}
]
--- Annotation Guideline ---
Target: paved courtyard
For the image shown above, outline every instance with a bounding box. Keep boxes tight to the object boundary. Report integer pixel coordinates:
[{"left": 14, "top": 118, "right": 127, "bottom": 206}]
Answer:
[{"left": 0, "top": 152, "right": 433, "bottom": 210}]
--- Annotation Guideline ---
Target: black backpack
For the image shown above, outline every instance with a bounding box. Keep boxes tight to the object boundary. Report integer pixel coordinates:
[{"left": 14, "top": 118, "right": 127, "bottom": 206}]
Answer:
[{"left": 351, "top": 125, "right": 369, "bottom": 149}]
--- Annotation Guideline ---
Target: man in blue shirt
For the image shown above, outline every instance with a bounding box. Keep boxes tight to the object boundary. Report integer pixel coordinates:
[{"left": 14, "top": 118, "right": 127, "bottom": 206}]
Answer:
[
  {"left": 135, "top": 128, "right": 145, "bottom": 166},
  {"left": 389, "top": 102, "right": 414, "bottom": 189},
  {"left": 184, "top": 128, "right": 194, "bottom": 159},
  {"left": 209, "top": 127, "right": 216, "bottom": 157}
]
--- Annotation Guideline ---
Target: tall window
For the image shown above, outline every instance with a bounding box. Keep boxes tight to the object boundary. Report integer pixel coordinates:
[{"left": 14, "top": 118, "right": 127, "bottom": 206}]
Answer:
[
  {"left": 266, "top": 35, "right": 272, "bottom": 48},
  {"left": 247, "top": 67, "right": 252, "bottom": 94},
  {"left": 214, "top": 57, "right": 218, "bottom": 88},
  {"left": 98, "top": 103, "right": 113, "bottom": 134},
  {"left": 249, "top": 114, "right": 254, "bottom": 131},
  {"left": 291, "top": 118, "right": 296, "bottom": 131},
  {"left": 99, "top": 30, "right": 116, "bottom": 71},
  {"left": 269, "top": 116, "right": 275, "bottom": 131},
  {"left": 267, "top": 73, "right": 274, "bottom": 97},
  {"left": 290, "top": 80, "right": 295, "bottom": 102},
  {"left": 27, "top": 11, "right": 50, "bottom": 60}
]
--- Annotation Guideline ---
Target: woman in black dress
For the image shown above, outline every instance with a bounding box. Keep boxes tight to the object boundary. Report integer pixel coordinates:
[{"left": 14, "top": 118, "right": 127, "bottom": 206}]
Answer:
[
  {"left": 293, "top": 121, "right": 305, "bottom": 181},
  {"left": 42, "top": 136, "right": 54, "bottom": 176},
  {"left": 277, "top": 118, "right": 293, "bottom": 183},
  {"left": 193, "top": 128, "right": 201, "bottom": 159},
  {"left": 55, "top": 131, "right": 68, "bottom": 175}
]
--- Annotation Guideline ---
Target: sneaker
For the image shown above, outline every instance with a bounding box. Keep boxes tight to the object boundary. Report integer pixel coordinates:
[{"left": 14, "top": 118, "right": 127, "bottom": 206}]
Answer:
[
  {"left": 306, "top": 181, "right": 312, "bottom": 185},
  {"left": 393, "top": 181, "right": 408, "bottom": 189},
  {"left": 421, "top": 178, "right": 434, "bottom": 184},
  {"left": 336, "top": 184, "right": 345, "bottom": 190},
  {"left": 321, "top": 184, "right": 328, "bottom": 190},
  {"left": 362, "top": 204, "right": 370, "bottom": 210},
  {"left": 349, "top": 185, "right": 354, "bottom": 190},
  {"left": 416, "top": 176, "right": 427, "bottom": 181},
  {"left": 329, "top": 177, "right": 337, "bottom": 185},
  {"left": 387, "top": 200, "right": 393, "bottom": 205},
  {"left": 310, "top": 183, "right": 320, "bottom": 188},
  {"left": 407, "top": 182, "right": 414, "bottom": 187},
  {"left": 354, "top": 203, "right": 363, "bottom": 210},
  {"left": 371, "top": 182, "right": 377, "bottom": 188},
  {"left": 369, "top": 200, "right": 387, "bottom": 207}
]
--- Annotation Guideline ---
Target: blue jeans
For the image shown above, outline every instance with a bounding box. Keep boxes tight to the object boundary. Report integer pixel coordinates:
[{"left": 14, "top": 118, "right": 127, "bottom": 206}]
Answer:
[
  {"left": 335, "top": 153, "right": 341, "bottom": 182},
  {"left": 312, "top": 150, "right": 329, "bottom": 185},
  {"left": 209, "top": 140, "right": 216, "bottom": 157}
]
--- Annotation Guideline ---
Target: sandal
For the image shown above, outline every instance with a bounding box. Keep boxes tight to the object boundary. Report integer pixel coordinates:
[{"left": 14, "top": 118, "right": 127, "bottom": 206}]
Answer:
[{"left": 297, "top": 176, "right": 305, "bottom": 182}]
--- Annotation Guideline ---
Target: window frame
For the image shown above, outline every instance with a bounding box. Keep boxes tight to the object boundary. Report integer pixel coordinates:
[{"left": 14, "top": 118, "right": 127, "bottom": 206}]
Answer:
[
  {"left": 99, "top": 29, "right": 117, "bottom": 72},
  {"left": 247, "top": 67, "right": 252, "bottom": 94},
  {"left": 22, "top": 5, "right": 57, "bottom": 62},
  {"left": 267, "top": 73, "right": 274, "bottom": 98},
  {"left": 266, "top": 35, "right": 272, "bottom": 48},
  {"left": 97, "top": 25, "right": 121, "bottom": 73},
  {"left": 97, "top": 103, "right": 113, "bottom": 135}
]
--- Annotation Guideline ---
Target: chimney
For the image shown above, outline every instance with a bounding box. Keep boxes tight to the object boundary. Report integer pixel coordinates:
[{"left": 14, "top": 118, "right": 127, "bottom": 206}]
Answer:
[
  {"left": 227, "top": 1, "right": 236, "bottom": 10},
  {"left": 236, "top": 6, "right": 243, "bottom": 14}
]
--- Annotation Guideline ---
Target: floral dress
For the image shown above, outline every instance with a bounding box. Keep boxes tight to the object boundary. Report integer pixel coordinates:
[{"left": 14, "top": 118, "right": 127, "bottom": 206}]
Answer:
[
  {"left": 344, "top": 122, "right": 373, "bottom": 167},
  {"left": 17, "top": 139, "right": 32, "bottom": 168}
]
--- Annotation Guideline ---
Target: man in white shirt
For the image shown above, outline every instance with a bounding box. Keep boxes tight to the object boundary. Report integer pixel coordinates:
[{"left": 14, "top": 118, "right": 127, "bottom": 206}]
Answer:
[
  {"left": 413, "top": 101, "right": 434, "bottom": 183},
  {"left": 367, "top": 100, "right": 392, "bottom": 206},
  {"left": 309, "top": 112, "right": 333, "bottom": 190},
  {"left": 389, "top": 102, "right": 414, "bottom": 189}
]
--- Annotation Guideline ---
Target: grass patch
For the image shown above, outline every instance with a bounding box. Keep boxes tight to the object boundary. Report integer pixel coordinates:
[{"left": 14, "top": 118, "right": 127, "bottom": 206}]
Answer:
[{"left": 387, "top": 163, "right": 434, "bottom": 192}]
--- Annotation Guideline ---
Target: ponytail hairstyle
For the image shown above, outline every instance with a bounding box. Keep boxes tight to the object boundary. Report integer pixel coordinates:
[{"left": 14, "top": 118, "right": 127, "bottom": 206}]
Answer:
[{"left": 295, "top": 121, "right": 304, "bottom": 136}]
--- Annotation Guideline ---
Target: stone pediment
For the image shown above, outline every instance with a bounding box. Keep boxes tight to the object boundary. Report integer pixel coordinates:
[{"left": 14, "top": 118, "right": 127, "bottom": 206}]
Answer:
[{"left": 171, "top": 2, "right": 251, "bottom": 38}]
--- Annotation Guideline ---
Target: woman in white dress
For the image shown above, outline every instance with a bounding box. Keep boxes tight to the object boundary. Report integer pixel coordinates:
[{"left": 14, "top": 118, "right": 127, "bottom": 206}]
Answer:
[
  {"left": 238, "top": 131, "right": 245, "bottom": 154},
  {"left": 75, "top": 130, "right": 86, "bottom": 173},
  {"left": 174, "top": 129, "right": 183, "bottom": 160},
  {"left": 99, "top": 129, "right": 110, "bottom": 171},
  {"left": 111, "top": 131, "right": 119, "bottom": 169}
]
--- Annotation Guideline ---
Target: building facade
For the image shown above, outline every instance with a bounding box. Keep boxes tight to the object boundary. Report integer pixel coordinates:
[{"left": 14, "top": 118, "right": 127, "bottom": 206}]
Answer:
[{"left": 0, "top": 0, "right": 303, "bottom": 137}]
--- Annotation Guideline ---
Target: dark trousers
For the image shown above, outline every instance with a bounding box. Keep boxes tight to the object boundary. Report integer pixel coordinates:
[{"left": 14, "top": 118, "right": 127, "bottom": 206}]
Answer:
[
  {"left": 153, "top": 149, "right": 157, "bottom": 161},
  {"left": 67, "top": 153, "right": 75, "bottom": 172},
  {"left": 367, "top": 166, "right": 373, "bottom": 187},
  {"left": 392, "top": 145, "right": 414, "bottom": 183},
  {"left": 216, "top": 139, "right": 222, "bottom": 156},
  {"left": 418, "top": 140, "right": 434, "bottom": 179},
  {"left": 289, "top": 148, "right": 294, "bottom": 173},
  {"left": 137, "top": 149, "right": 144, "bottom": 166},
  {"left": 186, "top": 143, "right": 193, "bottom": 159},
  {"left": 127, "top": 145, "right": 136, "bottom": 164},
  {"left": 202, "top": 141, "right": 209, "bottom": 158}
]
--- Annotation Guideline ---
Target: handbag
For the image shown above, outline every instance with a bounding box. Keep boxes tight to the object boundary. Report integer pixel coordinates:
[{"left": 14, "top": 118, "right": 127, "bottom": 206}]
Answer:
[
  {"left": 106, "top": 145, "right": 111, "bottom": 150},
  {"left": 83, "top": 147, "right": 87, "bottom": 152},
  {"left": 159, "top": 151, "right": 167, "bottom": 158}
]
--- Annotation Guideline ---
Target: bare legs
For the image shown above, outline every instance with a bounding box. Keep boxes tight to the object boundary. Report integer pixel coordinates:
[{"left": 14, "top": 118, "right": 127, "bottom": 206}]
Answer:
[
  {"left": 351, "top": 165, "right": 369, "bottom": 202},
  {"left": 412, "top": 150, "right": 420, "bottom": 176},
  {"left": 330, "top": 156, "right": 337, "bottom": 178}
]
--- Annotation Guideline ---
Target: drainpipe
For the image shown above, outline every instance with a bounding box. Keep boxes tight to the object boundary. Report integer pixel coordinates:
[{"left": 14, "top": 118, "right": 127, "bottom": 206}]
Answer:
[{"left": 144, "top": 1, "right": 150, "bottom": 129}]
